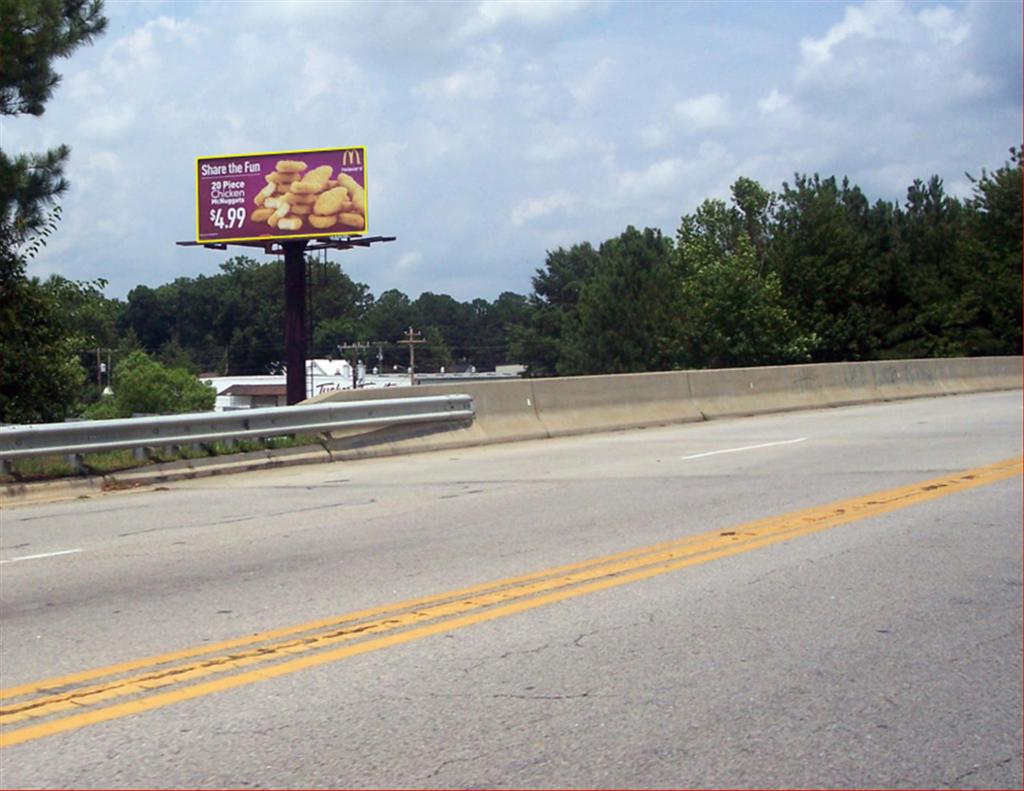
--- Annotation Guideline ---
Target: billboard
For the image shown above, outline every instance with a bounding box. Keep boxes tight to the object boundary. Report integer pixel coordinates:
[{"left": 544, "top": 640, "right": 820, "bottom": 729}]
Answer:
[{"left": 196, "top": 146, "right": 366, "bottom": 243}]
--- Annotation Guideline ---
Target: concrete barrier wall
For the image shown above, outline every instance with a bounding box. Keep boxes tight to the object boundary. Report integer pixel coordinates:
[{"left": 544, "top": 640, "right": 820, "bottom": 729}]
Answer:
[
  {"left": 531, "top": 370, "right": 702, "bottom": 437},
  {"left": 309, "top": 356, "right": 1020, "bottom": 460},
  {"left": 307, "top": 379, "right": 548, "bottom": 459},
  {"left": 689, "top": 360, "right": 893, "bottom": 418}
]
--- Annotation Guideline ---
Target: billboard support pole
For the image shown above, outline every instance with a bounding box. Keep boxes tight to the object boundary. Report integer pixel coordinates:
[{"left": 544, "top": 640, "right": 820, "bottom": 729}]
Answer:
[
  {"left": 283, "top": 240, "right": 309, "bottom": 405},
  {"left": 177, "top": 233, "right": 394, "bottom": 408}
]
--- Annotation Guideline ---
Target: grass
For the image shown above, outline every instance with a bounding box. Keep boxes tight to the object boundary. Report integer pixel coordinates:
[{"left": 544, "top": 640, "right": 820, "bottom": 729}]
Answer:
[{"left": 1, "top": 434, "right": 322, "bottom": 484}]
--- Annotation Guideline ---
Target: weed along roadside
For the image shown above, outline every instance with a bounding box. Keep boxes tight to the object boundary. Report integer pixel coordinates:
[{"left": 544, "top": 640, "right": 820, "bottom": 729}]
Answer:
[{"left": 1, "top": 435, "right": 327, "bottom": 505}]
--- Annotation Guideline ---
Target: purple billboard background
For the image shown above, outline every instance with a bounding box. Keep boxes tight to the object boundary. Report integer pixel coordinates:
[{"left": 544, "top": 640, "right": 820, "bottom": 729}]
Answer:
[{"left": 196, "top": 147, "right": 366, "bottom": 243}]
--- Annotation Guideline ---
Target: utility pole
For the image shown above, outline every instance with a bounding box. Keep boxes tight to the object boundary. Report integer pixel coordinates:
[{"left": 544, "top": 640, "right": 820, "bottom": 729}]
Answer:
[
  {"left": 338, "top": 341, "right": 387, "bottom": 389},
  {"left": 338, "top": 342, "right": 370, "bottom": 390},
  {"left": 93, "top": 347, "right": 115, "bottom": 395},
  {"left": 398, "top": 327, "right": 425, "bottom": 386}
]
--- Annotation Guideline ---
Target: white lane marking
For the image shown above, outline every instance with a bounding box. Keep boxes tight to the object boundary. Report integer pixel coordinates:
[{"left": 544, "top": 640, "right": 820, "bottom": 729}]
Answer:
[
  {"left": 681, "top": 437, "right": 808, "bottom": 460},
  {"left": 0, "top": 548, "right": 84, "bottom": 564}
]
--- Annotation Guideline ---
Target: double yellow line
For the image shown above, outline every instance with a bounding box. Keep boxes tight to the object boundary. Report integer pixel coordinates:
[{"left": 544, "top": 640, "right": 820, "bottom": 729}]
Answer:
[{"left": 2, "top": 457, "right": 1019, "bottom": 748}]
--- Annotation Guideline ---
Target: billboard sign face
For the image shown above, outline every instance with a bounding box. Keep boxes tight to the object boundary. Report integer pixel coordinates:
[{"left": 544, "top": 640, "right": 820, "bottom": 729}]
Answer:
[{"left": 196, "top": 146, "right": 366, "bottom": 243}]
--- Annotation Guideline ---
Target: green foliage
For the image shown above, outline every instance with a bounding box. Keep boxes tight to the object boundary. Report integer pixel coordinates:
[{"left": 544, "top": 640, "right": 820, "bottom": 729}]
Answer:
[
  {"left": 959, "top": 147, "right": 1023, "bottom": 355},
  {"left": 0, "top": 0, "right": 107, "bottom": 116},
  {"left": 3, "top": 126, "right": 1016, "bottom": 414},
  {"left": 0, "top": 273, "right": 86, "bottom": 423},
  {"left": 677, "top": 234, "right": 814, "bottom": 368},
  {"left": 470, "top": 291, "right": 530, "bottom": 370},
  {"left": 768, "top": 175, "right": 888, "bottom": 361},
  {"left": 418, "top": 325, "right": 454, "bottom": 371},
  {"left": 361, "top": 288, "right": 409, "bottom": 338},
  {"left": 82, "top": 350, "right": 215, "bottom": 418},
  {"left": 511, "top": 151, "right": 1018, "bottom": 377},
  {"left": 1, "top": 0, "right": 107, "bottom": 240},
  {"left": 146, "top": 255, "right": 374, "bottom": 374},
  {"left": 0, "top": 0, "right": 106, "bottom": 424},
  {"left": 558, "top": 227, "right": 678, "bottom": 375},
  {"left": 510, "top": 242, "right": 599, "bottom": 376},
  {"left": 677, "top": 197, "right": 814, "bottom": 368},
  {"left": 0, "top": 209, "right": 88, "bottom": 423},
  {"left": 115, "top": 256, "right": 534, "bottom": 378}
]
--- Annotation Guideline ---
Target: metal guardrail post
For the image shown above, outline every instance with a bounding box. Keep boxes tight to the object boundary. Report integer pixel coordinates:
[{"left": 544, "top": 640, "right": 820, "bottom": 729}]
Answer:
[{"left": 0, "top": 395, "right": 475, "bottom": 466}]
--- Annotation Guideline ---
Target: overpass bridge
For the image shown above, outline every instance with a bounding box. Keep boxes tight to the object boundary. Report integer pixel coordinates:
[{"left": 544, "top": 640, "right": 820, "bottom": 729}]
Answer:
[{"left": 0, "top": 361, "right": 1021, "bottom": 788}]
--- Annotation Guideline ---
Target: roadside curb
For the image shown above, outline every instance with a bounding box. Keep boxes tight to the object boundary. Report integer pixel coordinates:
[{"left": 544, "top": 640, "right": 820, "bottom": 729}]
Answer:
[
  {"left": 1, "top": 476, "right": 105, "bottom": 507},
  {"left": 1, "top": 445, "right": 334, "bottom": 508}
]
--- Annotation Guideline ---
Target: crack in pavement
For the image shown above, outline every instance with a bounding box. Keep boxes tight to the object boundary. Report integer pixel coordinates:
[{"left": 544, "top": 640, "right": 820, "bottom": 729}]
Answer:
[{"left": 947, "top": 753, "right": 1019, "bottom": 788}]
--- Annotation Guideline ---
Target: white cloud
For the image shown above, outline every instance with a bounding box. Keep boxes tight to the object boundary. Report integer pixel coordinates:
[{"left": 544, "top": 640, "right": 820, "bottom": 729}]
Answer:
[
  {"left": 415, "top": 68, "right": 500, "bottom": 101},
  {"left": 457, "top": 0, "right": 593, "bottom": 39},
  {"left": 101, "top": 16, "right": 200, "bottom": 78},
  {"left": 295, "top": 46, "right": 342, "bottom": 111},
  {"left": 80, "top": 106, "right": 136, "bottom": 140},
  {"left": 521, "top": 122, "right": 606, "bottom": 163},
  {"left": 640, "top": 124, "right": 668, "bottom": 148},
  {"left": 786, "top": 0, "right": 1002, "bottom": 170},
  {"left": 798, "top": 3, "right": 895, "bottom": 67},
  {"left": 674, "top": 94, "right": 730, "bottom": 131},
  {"left": 510, "top": 192, "right": 576, "bottom": 227},
  {"left": 525, "top": 134, "right": 581, "bottom": 162},
  {"left": 9, "top": 0, "right": 1019, "bottom": 304},
  {"left": 394, "top": 251, "right": 423, "bottom": 276},
  {"left": 757, "top": 89, "right": 790, "bottom": 115},
  {"left": 918, "top": 6, "right": 969, "bottom": 46},
  {"left": 567, "top": 57, "right": 616, "bottom": 105},
  {"left": 413, "top": 42, "right": 504, "bottom": 101},
  {"left": 618, "top": 158, "right": 685, "bottom": 198},
  {"left": 83, "top": 150, "right": 123, "bottom": 173}
]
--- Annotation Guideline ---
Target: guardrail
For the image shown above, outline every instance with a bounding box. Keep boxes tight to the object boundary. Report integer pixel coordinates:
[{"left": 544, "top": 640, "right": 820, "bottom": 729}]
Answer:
[{"left": 0, "top": 395, "right": 475, "bottom": 466}]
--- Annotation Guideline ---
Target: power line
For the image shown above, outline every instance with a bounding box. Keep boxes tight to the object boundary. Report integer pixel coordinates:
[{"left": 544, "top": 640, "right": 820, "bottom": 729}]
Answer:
[{"left": 397, "top": 327, "right": 426, "bottom": 386}]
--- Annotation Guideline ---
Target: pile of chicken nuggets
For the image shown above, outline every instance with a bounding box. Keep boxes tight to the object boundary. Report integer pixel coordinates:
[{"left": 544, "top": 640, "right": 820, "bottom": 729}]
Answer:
[{"left": 251, "top": 159, "right": 365, "bottom": 233}]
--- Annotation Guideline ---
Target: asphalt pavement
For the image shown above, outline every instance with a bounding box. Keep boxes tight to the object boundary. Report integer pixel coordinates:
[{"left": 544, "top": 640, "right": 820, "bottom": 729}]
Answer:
[{"left": 1, "top": 391, "right": 1021, "bottom": 788}]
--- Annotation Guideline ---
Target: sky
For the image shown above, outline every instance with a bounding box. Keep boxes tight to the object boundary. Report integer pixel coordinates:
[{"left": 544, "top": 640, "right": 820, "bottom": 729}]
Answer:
[{"left": 3, "top": 0, "right": 1021, "bottom": 303}]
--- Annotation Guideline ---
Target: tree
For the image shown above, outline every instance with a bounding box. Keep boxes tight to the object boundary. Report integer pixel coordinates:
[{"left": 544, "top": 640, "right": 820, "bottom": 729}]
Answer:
[
  {"left": 0, "top": 209, "right": 90, "bottom": 423},
  {"left": 0, "top": 0, "right": 107, "bottom": 423},
  {"left": 890, "top": 176, "right": 971, "bottom": 357},
  {"left": 469, "top": 291, "right": 530, "bottom": 370},
  {"left": 957, "top": 146, "right": 1023, "bottom": 355},
  {"left": 675, "top": 197, "right": 746, "bottom": 274},
  {"left": 307, "top": 257, "right": 373, "bottom": 356},
  {"left": 121, "top": 257, "right": 282, "bottom": 375},
  {"left": 768, "top": 175, "right": 886, "bottom": 361},
  {"left": 1, "top": 0, "right": 107, "bottom": 242},
  {"left": 412, "top": 291, "right": 474, "bottom": 366},
  {"left": 676, "top": 199, "right": 813, "bottom": 368},
  {"left": 0, "top": 267, "right": 86, "bottom": 423},
  {"left": 364, "top": 289, "right": 415, "bottom": 356},
  {"left": 416, "top": 325, "right": 453, "bottom": 372},
  {"left": 83, "top": 350, "right": 215, "bottom": 419},
  {"left": 558, "top": 227, "right": 678, "bottom": 375},
  {"left": 510, "top": 242, "right": 600, "bottom": 376},
  {"left": 43, "top": 273, "right": 124, "bottom": 405},
  {"left": 730, "top": 177, "right": 775, "bottom": 274}
]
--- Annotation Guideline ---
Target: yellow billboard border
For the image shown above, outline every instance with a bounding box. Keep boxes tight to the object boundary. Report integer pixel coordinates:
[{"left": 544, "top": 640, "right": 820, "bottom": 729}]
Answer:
[{"left": 195, "top": 146, "right": 367, "bottom": 244}]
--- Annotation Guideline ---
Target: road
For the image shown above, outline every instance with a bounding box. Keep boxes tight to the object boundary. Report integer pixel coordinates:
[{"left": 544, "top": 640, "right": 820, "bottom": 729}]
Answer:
[{"left": 1, "top": 390, "right": 1021, "bottom": 789}]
